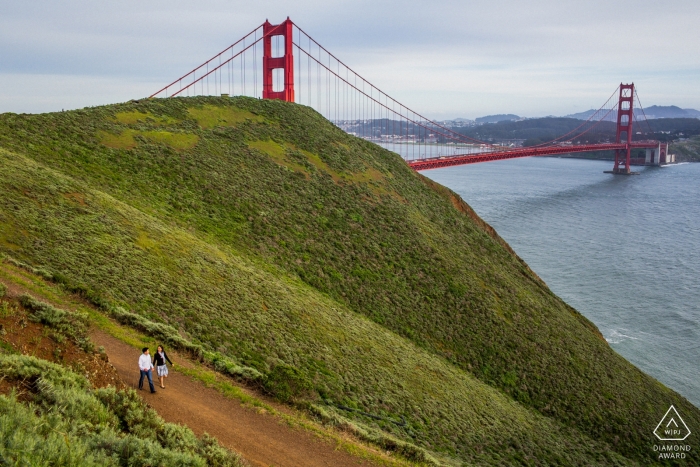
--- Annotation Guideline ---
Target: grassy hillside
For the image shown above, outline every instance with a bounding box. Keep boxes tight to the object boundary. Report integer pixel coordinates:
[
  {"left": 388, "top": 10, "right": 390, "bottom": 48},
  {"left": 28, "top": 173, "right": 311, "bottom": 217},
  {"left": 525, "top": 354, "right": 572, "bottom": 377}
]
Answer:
[{"left": 0, "top": 97, "right": 698, "bottom": 464}]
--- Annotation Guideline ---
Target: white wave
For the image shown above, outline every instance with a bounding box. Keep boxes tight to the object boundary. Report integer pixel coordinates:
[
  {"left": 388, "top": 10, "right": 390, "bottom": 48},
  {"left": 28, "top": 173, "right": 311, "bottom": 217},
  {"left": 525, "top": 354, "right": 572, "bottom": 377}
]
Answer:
[{"left": 606, "top": 329, "right": 640, "bottom": 344}]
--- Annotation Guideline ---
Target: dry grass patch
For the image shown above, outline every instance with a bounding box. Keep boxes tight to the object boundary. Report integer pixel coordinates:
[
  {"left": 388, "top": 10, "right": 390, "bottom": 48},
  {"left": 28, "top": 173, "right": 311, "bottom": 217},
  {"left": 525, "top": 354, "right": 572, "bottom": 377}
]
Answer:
[
  {"left": 98, "top": 129, "right": 136, "bottom": 149},
  {"left": 189, "top": 105, "right": 265, "bottom": 129},
  {"left": 141, "top": 130, "right": 199, "bottom": 150}
]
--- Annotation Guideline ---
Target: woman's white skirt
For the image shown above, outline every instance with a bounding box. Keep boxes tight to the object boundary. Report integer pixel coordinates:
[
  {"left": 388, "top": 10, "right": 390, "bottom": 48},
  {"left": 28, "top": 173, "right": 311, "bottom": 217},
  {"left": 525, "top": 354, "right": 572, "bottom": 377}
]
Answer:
[{"left": 157, "top": 365, "right": 168, "bottom": 377}]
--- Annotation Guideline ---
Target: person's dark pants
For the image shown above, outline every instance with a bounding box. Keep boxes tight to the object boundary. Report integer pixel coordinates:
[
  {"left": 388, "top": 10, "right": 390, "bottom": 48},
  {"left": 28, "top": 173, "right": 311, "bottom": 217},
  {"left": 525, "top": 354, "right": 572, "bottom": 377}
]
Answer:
[{"left": 139, "top": 369, "right": 155, "bottom": 393}]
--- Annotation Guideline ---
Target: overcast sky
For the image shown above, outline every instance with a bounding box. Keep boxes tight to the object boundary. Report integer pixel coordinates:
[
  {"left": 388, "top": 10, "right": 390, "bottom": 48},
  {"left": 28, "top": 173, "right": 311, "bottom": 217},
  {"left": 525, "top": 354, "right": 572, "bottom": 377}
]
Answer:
[{"left": 1, "top": 0, "right": 699, "bottom": 119}]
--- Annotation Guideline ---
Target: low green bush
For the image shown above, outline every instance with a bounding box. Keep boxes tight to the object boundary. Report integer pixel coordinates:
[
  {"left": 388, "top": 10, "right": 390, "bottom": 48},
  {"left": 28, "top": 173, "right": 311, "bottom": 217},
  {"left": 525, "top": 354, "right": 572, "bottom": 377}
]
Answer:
[
  {"left": 308, "top": 403, "right": 438, "bottom": 465},
  {"left": 206, "top": 351, "right": 264, "bottom": 382},
  {"left": 110, "top": 305, "right": 201, "bottom": 356},
  {"left": 0, "top": 395, "right": 111, "bottom": 466},
  {"left": 3, "top": 256, "right": 54, "bottom": 281},
  {"left": 19, "top": 294, "right": 93, "bottom": 352},
  {"left": 0, "top": 283, "right": 6, "bottom": 298},
  {"left": 263, "top": 364, "right": 313, "bottom": 403}
]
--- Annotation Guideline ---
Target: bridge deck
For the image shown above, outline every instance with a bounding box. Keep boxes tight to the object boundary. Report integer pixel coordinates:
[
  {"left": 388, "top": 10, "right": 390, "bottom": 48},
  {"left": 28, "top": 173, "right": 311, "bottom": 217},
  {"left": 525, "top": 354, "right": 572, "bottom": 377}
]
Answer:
[{"left": 407, "top": 142, "right": 659, "bottom": 171}]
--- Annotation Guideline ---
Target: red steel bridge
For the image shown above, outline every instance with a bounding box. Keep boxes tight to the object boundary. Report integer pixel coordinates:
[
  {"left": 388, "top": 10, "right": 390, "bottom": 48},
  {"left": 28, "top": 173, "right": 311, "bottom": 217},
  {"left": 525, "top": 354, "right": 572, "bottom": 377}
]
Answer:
[{"left": 150, "top": 18, "right": 666, "bottom": 174}]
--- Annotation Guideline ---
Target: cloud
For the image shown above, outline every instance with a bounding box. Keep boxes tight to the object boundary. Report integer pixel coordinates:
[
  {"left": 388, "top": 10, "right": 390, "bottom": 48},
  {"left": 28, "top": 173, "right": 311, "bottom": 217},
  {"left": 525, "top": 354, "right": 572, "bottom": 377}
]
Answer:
[
  {"left": 1, "top": 0, "right": 698, "bottom": 117},
  {"left": 0, "top": 73, "right": 157, "bottom": 113}
]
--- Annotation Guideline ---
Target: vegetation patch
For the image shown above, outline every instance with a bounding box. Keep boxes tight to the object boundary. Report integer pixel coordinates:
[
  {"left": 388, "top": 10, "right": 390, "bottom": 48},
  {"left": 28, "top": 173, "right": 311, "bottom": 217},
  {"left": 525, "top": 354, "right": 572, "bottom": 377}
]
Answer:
[
  {"left": 141, "top": 130, "right": 199, "bottom": 150},
  {"left": 98, "top": 129, "right": 198, "bottom": 151},
  {"left": 114, "top": 110, "right": 179, "bottom": 126},
  {"left": 19, "top": 294, "right": 93, "bottom": 352},
  {"left": 98, "top": 129, "right": 137, "bottom": 149},
  {"left": 247, "top": 139, "right": 311, "bottom": 177},
  {"left": 248, "top": 139, "right": 286, "bottom": 159},
  {"left": 248, "top": 139, "right": 384, "bottom": 185},
  {"left": 189, "top": 104, "right": 265, "bottom": 129},
  {"left": 62, "top": 192, "right": 88, "bottom": 206},
  {"left": 263, "top": 364, "right": 314, "bottom": 403}
]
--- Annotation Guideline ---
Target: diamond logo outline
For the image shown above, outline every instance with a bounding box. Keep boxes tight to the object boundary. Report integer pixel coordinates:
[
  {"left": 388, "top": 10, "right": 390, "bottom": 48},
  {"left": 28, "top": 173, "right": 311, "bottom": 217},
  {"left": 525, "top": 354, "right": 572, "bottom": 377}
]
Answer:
[{"left": 654, "top": 405, "right": 691, "bottom": 441}]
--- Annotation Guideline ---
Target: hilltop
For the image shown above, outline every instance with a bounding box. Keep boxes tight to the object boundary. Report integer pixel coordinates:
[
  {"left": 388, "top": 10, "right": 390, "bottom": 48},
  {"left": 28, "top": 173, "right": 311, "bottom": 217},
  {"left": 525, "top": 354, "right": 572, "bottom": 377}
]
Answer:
[
  {"left": 475, "top": 114, "right": 521, "bottom": 124},
  {"left": 0, "top": 97, "right": 698, "bottom": 465}
]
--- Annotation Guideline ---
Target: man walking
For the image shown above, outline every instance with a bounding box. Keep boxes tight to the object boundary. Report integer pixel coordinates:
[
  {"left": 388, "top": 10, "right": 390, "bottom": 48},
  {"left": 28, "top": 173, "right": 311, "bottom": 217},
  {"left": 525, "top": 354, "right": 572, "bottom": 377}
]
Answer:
[{"left": 138, "top": 347, "right": 156, "bottom": 393}]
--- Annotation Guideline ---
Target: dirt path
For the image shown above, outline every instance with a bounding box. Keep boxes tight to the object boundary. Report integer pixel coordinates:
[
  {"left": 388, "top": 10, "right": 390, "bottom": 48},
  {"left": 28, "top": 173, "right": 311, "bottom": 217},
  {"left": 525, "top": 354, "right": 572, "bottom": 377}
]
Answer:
[{"left": 91, "top": 330, "right": 370, "bottom": 467}]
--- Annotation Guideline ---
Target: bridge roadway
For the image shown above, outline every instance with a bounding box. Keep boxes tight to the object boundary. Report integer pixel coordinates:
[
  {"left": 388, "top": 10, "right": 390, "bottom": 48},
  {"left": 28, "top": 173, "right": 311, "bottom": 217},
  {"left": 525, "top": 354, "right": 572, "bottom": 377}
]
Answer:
[{"left": 407, "top": 142, "right": 660, "bottom": 171}]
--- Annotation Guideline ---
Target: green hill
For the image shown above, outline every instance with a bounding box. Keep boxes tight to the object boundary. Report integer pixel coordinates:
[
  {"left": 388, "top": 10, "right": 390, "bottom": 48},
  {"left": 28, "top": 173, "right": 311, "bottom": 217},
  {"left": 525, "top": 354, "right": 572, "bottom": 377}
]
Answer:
[{"left": 0, "top": 97, "right": 697, "bottom": 465}]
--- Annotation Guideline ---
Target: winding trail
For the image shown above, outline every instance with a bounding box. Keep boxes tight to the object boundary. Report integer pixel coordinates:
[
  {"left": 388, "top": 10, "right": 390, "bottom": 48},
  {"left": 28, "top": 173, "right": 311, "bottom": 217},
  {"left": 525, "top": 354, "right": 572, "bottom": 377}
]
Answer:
[{"left": 91, "top": 329, "right": 371, "bottom": 467}]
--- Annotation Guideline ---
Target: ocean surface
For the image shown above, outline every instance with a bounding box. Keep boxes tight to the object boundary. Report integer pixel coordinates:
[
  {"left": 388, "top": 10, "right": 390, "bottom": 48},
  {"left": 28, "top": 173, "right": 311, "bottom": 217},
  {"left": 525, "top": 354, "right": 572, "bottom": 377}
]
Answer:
[{"left": 422, "top": 157, "right": 700, "bottom": 408}]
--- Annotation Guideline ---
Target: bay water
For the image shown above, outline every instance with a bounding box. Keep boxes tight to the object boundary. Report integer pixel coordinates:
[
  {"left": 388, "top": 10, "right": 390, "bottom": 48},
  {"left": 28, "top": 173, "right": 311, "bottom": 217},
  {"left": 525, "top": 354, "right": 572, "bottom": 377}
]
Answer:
[{"left": 423, "top": 157, "right": 700, "bottom": 408}]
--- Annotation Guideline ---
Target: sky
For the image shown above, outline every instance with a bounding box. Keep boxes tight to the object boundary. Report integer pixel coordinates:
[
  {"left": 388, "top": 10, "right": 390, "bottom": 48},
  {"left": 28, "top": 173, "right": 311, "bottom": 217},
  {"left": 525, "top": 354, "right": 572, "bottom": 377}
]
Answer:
[{"left": 1, "top": 0, "right": 699, "bottom": 119}]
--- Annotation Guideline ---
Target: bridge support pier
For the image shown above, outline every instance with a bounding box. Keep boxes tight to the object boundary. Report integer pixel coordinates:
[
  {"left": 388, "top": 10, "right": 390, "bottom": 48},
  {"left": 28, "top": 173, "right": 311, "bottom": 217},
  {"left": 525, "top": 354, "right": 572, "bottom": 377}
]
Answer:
[
  {"left": 604, "top": 169, "right": 640, "bottom": 175},
  {"left": 645, "top": 148, "right": 655, "bottom": 165},
  {"left": 659, "top": 143, "right": 669, "bottom": 164}
]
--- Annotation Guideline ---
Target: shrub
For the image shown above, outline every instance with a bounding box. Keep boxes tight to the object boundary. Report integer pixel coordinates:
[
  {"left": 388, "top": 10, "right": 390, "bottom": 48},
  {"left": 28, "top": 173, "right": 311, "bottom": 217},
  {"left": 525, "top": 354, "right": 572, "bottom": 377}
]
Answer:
[
  {"left": 0, "top": 393, "right": 110, "bottom": 466},
  {"left": 110, "top": 306, "right": 203, "bottom": 357},
  {"left": 0, "top": 283, "right": 6, "bottom": 298},
  {"left": 2, "top": 256, "right": 53, "bottom": 281},
  {"left": 0, "top": 352, "right": 89, "bottom": 390},
  {"left": 19, "top": 294, "right": 93, "bottom": 352},
  {"left": 263, "top": 364, "right": 313, "bottom": 403},
  {"left": 207, "top": 351, "right": 264, "bottom": 382},
  {"left": 307, "top": 404, "right": 438, "bottom": 465},
  {"left": 94, "top": 386, "right": 164, "bottom": 438}
]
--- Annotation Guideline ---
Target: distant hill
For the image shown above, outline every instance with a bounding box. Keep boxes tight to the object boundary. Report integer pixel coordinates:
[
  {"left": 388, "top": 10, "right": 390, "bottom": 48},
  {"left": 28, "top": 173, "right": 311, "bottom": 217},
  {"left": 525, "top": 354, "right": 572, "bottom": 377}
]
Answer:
[
  {"left": 644, "top": 105, "right": 700, "bottom": 118},
  {"left": 450, "top": 116, "right": 700, "bottom": 146},
  {"left": 566, "top": 105, "right": 700, "bottom": 120},
  {"left": 565, "top": 109, "right": 597, "bottom": 120},
  {"left": 475, "top": 113, "right": 520, "bottom": 124}
]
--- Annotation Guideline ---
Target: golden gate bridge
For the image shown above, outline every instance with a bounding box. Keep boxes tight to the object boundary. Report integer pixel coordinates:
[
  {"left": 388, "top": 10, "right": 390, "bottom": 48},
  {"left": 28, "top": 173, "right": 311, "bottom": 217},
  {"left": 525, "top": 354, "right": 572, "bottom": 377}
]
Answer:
[{"left": 150, "top": 18, "right": 667, "bottom": 175}]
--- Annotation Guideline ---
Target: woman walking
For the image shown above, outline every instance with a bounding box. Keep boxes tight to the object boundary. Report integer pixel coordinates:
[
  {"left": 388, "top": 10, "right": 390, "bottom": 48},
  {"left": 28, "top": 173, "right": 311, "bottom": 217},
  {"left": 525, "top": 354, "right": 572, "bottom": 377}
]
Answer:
[{"left": 152, "top": 345, "right": 174, "bottom": 389}]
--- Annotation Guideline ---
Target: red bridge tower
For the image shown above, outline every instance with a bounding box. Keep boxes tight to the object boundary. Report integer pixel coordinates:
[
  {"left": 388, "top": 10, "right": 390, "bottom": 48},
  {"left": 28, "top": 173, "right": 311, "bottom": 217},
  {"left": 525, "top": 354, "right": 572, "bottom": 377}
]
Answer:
[
  {"left": 612, "top": 83, "right": 634, "bottom": 174},
  {"left": 262, "top": 18, "right": 295, "bottom": 102}
]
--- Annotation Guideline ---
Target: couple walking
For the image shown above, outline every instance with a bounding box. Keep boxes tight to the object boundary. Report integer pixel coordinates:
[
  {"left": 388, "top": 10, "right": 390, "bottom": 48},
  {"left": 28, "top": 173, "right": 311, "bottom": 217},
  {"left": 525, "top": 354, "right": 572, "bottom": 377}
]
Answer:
[{"left": 138, "top": 345, "right": 174, "bottom": 393}]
